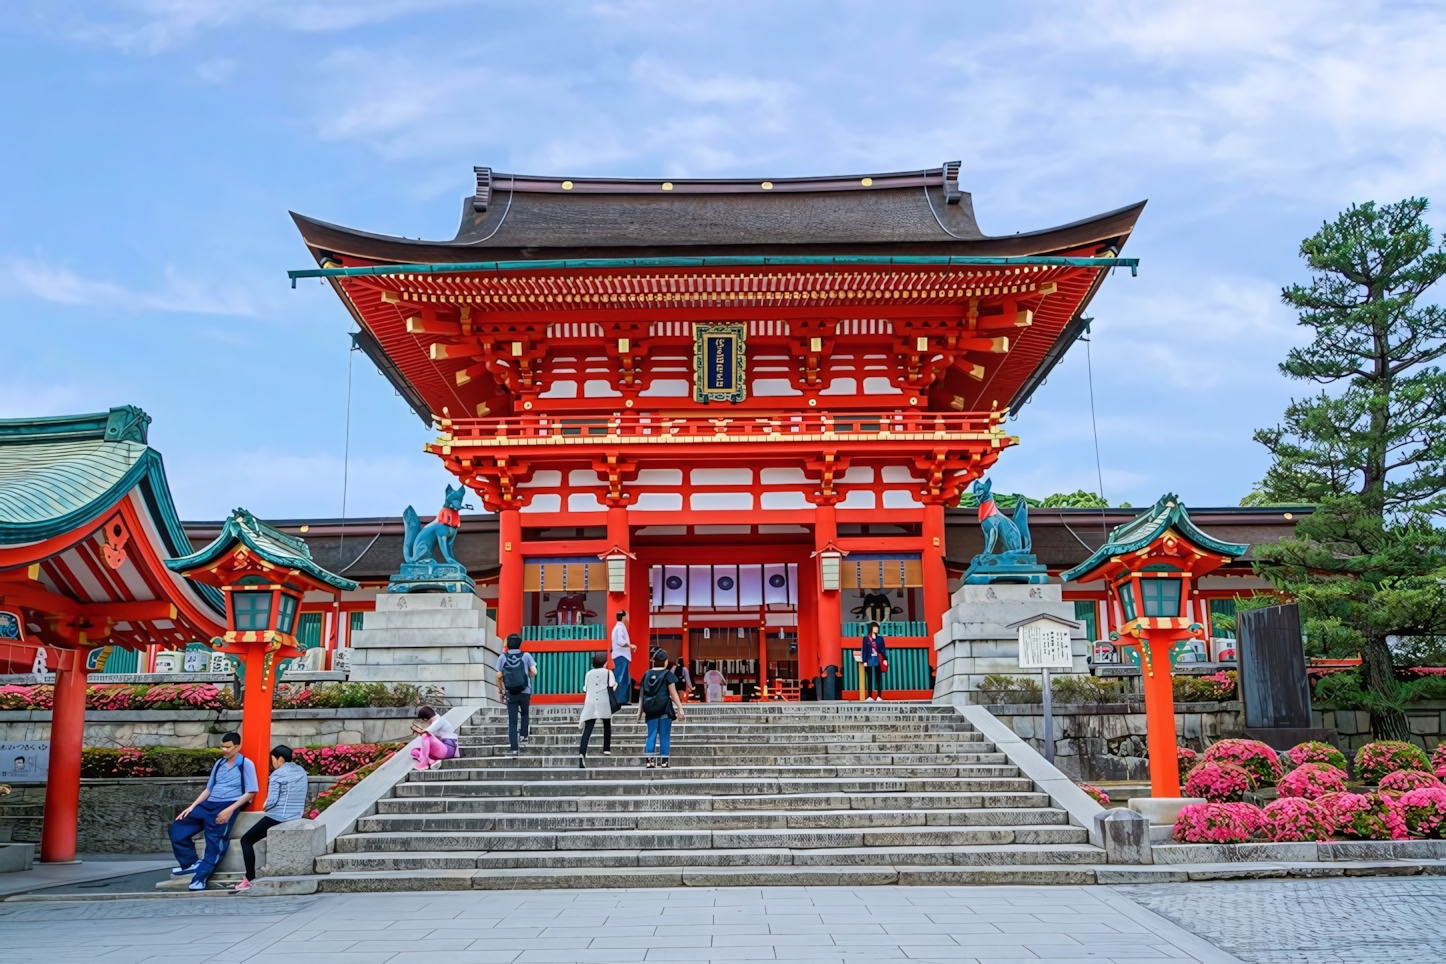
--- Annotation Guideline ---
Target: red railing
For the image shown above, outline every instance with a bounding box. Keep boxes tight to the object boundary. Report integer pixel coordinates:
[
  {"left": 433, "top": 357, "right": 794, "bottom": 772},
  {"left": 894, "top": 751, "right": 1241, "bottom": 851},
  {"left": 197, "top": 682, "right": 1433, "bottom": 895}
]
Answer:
[{"left": 436, "top": 410, "right": 1005, "bottom": 444}]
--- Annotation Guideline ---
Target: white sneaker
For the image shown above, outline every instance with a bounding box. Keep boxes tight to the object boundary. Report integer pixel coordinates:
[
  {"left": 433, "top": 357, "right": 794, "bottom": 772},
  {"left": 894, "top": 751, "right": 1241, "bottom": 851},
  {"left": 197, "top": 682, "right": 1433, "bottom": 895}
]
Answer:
[
  {"left": 188, "top": 878, "right": 207, "bottom": 891},
  {"left": 171, "top": 863, "right": 198, "bottom": 877}
]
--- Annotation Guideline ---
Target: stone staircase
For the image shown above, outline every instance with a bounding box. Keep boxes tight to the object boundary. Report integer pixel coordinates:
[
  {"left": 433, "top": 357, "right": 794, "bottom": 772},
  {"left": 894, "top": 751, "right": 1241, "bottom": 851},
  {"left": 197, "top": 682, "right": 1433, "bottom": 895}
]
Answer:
[{"left": 305, "top": 702, "right": 1105, "bottom": 890}]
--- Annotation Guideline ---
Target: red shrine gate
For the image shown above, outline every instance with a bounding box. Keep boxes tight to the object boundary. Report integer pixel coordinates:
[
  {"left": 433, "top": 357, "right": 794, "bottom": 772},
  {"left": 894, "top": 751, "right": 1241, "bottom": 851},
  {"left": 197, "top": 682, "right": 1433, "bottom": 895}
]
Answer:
[{"left": 293, "top": 165, "right": 1142, "bottom": 699}]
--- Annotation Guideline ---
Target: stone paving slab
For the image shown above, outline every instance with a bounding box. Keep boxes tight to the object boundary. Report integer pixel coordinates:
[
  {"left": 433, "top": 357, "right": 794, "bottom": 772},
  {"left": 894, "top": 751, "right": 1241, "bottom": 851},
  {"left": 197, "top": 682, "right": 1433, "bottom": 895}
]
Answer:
[{"left": 0, "top": 885, "right": 1242, "bottom": 963}]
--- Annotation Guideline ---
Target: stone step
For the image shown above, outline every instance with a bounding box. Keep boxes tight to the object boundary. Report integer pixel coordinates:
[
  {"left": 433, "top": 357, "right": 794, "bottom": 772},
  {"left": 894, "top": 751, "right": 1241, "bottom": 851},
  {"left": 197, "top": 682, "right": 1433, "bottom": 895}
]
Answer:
[
  {"left": 376, "top": 793, "right": 1055, "bottom": 815},
  {"left": 434, "top": 756, "right": 1008, "bottom": 772},
  {"left": 318, "top": 843, "right": 1102, "bottom": 875},
  {"left": 460, "top": 724, "right": 975, "bottom": 736},
  {"left": 334, "top": 824, "right": 1086, "bottom": 853},
  {"left": 408, "top": 765, "right": 1018, "bottom": 782},
  {"left": 395, "top": 780, "right": 1049, "bottom": 801},
  {"left": 356, "top": 808, "right": 1074, "bottom": 833}
]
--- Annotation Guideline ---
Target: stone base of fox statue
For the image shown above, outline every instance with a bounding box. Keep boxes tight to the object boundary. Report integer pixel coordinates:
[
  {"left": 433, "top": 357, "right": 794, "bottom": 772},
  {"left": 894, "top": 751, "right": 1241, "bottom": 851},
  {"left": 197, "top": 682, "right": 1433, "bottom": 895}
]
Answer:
[
  {"left": 933, "top": 583, "right": 1090, "bottom": 704},
  {"left": 349, "top": 592, "right": 503, "bottom": 705}
]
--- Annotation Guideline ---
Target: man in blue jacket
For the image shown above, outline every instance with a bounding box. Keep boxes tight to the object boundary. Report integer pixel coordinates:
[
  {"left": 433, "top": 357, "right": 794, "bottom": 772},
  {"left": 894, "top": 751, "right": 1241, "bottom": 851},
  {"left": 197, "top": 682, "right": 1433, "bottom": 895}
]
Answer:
[{"left": 860, "top": 622, "right": 888, "bottom": 701}]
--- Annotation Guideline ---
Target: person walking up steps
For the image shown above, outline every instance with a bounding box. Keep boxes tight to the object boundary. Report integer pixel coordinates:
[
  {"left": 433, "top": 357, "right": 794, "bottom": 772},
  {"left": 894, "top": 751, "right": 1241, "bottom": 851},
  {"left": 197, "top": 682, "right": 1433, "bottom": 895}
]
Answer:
[
  {"left": 233, "top": 745, "right": 307, "bottom": 891},
  {"left": 578, "top": 653, "right": 616, "bottom": 768},
  {"left": 495, "top": 634, "right": 537, "bottom": 756},
  {"left": 611, "top": 610, "right": 634, "bottom": 704},
  {"left": 638, "top": 648, "right": 685, "bottom": 768}
]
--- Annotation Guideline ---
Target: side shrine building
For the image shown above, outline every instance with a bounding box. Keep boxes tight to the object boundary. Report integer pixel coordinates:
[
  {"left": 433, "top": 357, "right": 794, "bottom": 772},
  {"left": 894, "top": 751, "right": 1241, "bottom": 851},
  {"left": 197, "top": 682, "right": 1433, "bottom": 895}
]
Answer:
[{"left": 290, "top": 164, "right": 1147, "bottom": 700}]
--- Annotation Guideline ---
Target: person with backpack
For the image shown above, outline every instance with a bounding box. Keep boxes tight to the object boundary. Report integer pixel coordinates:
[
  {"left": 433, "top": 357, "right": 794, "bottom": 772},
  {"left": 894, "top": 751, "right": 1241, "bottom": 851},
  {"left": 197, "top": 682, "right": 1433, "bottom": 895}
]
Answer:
[
  {"left": 577, "top": 653, "right": 617, "bottom": 768},
  {"left": 637, "top": 648, "right": 685, "bottom": 768},
  {"left": 860, "top": 621, "right": 888, "bottom": 701},
  {"left": 169, "top": 731, "right": 256, "bottom": 891},
  {"left": 494, "top": 634, "right": 537, "bottom": 756}
]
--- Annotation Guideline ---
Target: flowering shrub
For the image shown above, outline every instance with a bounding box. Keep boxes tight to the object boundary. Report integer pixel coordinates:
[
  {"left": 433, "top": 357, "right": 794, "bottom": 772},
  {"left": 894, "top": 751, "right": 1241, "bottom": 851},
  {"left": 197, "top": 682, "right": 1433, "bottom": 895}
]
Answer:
[
  {"left": 1398, "top": 787, "right": 1446, "bottom": 837},
  {"left": 305, "top": 750, "right": 399, "bottom": 818},
  {"left": 1288, "top": 741, "right": 1348, "bottom": 773},
  {"left": 1078, "top": 783, "right": 1110, "bottom": 805},
  {"left": 273, "top": 682, "right": 424, "bottom": 709},
  {"left": 1433, "top": 743, "right": 1446, "bottom": 778},
  {"left": 0, "top": 684, "right": 53, "bottom": 709},
  {"left": 1172, "top": 801, "right": 1265, "bottom": 843},
  {"left": 1173, "top": 671, "right": 1238, "bottom": 703},
  {"left": 1262, "top": 797, "right": 1334, "bottom": 841},
  {"left": 1323, "top": 791, "right": 1407, "bottom": 840},
  {"left": 1355, "top": 741, "right": 1432, "bottom": 784},
  {"left": 292, "top": 743, "right": 402, "bottom": 777},
  {"left": 1377, "top": 770, "right": 1444, "bottom": 797},
  {"left": 1178, "top": 746, "right": 1199, "bottom": 775},
  {"left": 1184, "top": 761, "right": 1255, "bottom": 802},
  {"left": 1276, "top": 762, "right": 1348, "bottom": 800},
  {"left": 1202, "top": 739, "right": 1283, "bottom": 786},
  {"left": 78, "top": 747, "right": 156, "bottom": 778}
]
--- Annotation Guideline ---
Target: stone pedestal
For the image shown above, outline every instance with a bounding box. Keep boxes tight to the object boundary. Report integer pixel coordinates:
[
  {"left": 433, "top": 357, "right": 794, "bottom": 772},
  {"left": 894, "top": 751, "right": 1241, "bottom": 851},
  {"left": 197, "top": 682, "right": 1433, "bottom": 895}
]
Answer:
[
  {"left": 349, "top": 593, "right": 503, "bottom": 704},
  {"left": 933, "top": 583, "right": 1089, "bottom": 703}
]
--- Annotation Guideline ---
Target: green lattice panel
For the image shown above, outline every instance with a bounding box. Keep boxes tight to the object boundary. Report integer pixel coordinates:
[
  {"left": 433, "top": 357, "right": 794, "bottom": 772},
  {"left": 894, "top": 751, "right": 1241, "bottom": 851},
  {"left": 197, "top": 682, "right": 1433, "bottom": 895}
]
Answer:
[
  {"left": 841, "top": 621, "right": 928, "bottom": 638},
  {"left": 841, "top": 647, "right": 932, "bottom": 692},
  {"left": 534, "top": 650, "right": 606, "bottom": 695},
  {"left": 523, "top": 625, "right": 606, "bottom": 641}
]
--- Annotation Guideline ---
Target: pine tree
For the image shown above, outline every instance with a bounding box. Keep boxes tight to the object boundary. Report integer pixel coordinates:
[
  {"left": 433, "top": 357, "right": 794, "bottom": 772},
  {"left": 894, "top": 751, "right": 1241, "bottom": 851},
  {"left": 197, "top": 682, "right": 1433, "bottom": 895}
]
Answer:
[{"left": 1251, "top": 198, "right": 1446, "bottom": 739}]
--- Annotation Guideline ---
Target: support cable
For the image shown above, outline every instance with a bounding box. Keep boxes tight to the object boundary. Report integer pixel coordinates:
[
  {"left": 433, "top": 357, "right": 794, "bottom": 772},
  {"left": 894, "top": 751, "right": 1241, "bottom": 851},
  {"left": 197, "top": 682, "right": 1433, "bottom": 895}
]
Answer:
[
  {"left": 1083, "top": 320, "right": 1109, "bottom": 538},
  {"left": 339, "top": 334, "right": 356, "bottom": 560}
]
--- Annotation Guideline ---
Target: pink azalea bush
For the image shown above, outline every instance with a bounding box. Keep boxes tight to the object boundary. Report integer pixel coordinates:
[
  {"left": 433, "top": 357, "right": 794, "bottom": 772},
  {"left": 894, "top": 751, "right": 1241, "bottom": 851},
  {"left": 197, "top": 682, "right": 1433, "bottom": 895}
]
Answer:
[
  {"left": 1288, "top": 741, "right": 1348, "bottom": 773},
  {"left": 291, "top": 743, "right": 402, "bottom": 776},
  {"left": 1178, "top": 746, "right": 1198, "bottom": 775},
  {"left": 1432, "top": 743, "right": 1446, "bottom": 778},
  {"left": 1355, "top": 741, "right": 1432, "bottom": 784},
  {"left": 1172, "top": 802, "right": 1265, "bottom": 843},
  {"left": 1202, "top": 738, "right": 1283, "bottom": 786},
  {"left": 0, "top": 684, "right": 53, "bottom": 709},
  {"left": 1276, "top": 762, "right": 1348, "bottom": 800},
  {"left": 1184, "top": 761, "right": 1255, "bottom": 802},
  {"left": 1378, "top": 770, "right": 1444, "bottom": 797},
  {"left": 1261, "top": 797, "right": 1334, "bottom": 841},
  {"left": 1323, "top": 791, "right": 1407, "bottom": 840},
  {"left": 1398, "top": 787, "right": 1446, "bottom": 837},
  {"left": 1078, "top": 783, "right": 1110, "bottom": 805}
]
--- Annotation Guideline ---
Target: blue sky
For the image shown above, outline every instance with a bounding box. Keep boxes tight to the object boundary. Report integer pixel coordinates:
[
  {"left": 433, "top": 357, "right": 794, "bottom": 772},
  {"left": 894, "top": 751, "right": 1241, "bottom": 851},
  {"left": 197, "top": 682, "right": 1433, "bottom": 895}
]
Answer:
[{"left": 2, "top": 1, "right": 1444, "bottom": 521}]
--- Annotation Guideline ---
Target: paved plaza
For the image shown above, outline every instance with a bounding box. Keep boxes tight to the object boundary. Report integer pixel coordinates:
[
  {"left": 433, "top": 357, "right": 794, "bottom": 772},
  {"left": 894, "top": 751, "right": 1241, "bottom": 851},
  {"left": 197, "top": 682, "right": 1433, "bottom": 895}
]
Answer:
[{"left": 4, "top": 878, "right": 1439, "bottom": 964}]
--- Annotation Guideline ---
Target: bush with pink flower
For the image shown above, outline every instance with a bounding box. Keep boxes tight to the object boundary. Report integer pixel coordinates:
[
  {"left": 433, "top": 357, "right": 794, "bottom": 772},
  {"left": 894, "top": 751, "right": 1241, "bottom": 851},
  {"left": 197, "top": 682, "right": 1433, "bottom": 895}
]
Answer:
[
  {"left": 1203, "top": 738, "right": 1283, "bottom": 786},
  {"left": 291, "top": 742, "right": 402, "bottom": 776},
  {"left": 1432, "top": 743, "right": 1446, "bottom": 778},
  {"left": 1354, "top": 741, "right": 1432, "bottom": 784},
  {"left": 1184, "top": 761, "right": 1255, "bottom": 802},
  {"left": 1261, "top": 797, "right": 1334, "bottom": 841},
  {"left": 1377, "top": 769, "right": 1443, "bottom": 796},
  {"left": 1172, "top": 801, "right": 1265, "bottom": 843},
  {"left": 1276, "top": 762, "right": 1348, "bottom": 800},
  {"left": 1398, "top": 786, "right": 1446, "bottom": 837},
  {"left": 1178, "top": 746, "right": 1198, "bottom": 775},
  {"left": 1288, "top": 741, "right": 1348, "bottom": 773},
  {"left": 1322, "top": 791, "right": 1407, "bottom": 840},
  {"left": 1078, "top": 783, "right": 1110, "bottom": 805}
]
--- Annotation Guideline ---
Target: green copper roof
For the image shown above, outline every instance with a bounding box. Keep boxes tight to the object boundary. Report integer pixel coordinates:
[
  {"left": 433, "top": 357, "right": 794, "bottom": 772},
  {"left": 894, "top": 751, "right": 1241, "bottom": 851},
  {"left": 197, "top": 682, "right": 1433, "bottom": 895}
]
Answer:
[
  {"left": 0, "top": 405, "right": 225, "bottom": 617},
  {"left": 1059, "top": 493, "right": 1252, "bottom": 583},
  {"left": 167, "top": 508, "right": 359, "bottom": 592}
]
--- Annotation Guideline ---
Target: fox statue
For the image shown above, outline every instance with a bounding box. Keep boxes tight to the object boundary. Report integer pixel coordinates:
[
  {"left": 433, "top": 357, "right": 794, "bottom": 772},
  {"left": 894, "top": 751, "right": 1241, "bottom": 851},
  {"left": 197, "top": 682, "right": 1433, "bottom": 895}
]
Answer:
[
  {"left": 972, "top": 477, "right": 1031, "bottom": 557},
  {"left": 402, "top": 484, "right": 470, "bottom": 566}
]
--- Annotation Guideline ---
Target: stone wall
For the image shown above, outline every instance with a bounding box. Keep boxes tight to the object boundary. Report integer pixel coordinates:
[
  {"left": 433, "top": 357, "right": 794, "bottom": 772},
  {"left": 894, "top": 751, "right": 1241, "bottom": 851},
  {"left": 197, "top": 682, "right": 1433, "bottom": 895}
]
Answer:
[
  {"left": 0, "top": 777, "right": 335, "bottom": 853},
  {"left": 986, "top": 700, "right": 1445, "bottom": 782},
  {"left": 0, "top": 707, "right": 421, "bottom": 749},
  {"left": 983, "top": 701, "right": 1246, "bottom": 782}
]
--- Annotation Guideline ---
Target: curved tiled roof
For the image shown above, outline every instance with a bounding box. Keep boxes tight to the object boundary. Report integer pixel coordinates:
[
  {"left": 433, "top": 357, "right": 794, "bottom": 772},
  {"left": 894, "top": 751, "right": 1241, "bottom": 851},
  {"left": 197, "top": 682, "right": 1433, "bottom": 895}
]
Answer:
[
  {"left": 167, "top": 509, "right": 359, "bottom": 592},
  {"left": 1059, "top": 494, "right": 1253, "bottom": 583},
  {"left": 293, "top": 163, "right": 1145, "bottom": 264}
]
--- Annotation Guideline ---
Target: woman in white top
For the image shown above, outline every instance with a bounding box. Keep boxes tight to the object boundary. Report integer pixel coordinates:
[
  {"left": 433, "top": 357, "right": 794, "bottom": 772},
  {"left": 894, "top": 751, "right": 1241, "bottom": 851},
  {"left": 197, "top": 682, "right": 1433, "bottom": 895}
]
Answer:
[
  {"left": 579, "top": 653, "right": 617, "bottom": 768},
  {"left": 703, "top": 662, "right": 726, "bottom": 703},
  {"left": 410, "top": 706, "right": 458, "bottom": 770}
]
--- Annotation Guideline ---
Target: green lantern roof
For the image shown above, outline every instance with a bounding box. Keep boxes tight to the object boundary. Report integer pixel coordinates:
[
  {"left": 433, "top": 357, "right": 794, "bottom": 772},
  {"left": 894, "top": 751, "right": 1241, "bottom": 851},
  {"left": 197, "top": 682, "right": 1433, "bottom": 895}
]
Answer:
[
  {"left": 167, "top": 508, "right": 359, "bottom": 592},
  {"left": 1059, "top": 493, "right": 1251, "bottom": 583}
]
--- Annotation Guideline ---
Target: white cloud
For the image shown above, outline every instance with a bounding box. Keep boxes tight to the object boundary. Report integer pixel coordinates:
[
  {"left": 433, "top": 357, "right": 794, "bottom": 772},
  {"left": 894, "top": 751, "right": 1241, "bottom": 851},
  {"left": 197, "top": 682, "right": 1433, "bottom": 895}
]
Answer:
[{"left": 0, "top": 257, "right": 259, "bottom": 316}]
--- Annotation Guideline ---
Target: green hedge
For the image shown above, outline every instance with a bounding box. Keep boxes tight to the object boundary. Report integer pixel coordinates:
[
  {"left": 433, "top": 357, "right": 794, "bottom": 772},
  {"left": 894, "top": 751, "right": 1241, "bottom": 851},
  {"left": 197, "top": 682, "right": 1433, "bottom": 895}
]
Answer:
[{"left": 80, "top": 747, "right": 223, "bottom": 778}]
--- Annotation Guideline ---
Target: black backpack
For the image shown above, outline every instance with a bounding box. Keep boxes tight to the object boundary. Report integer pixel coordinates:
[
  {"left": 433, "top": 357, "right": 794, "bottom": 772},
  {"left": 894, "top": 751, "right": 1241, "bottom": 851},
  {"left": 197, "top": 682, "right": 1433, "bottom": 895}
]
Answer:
[
  {"left": 502, "top": 651, "right": 529, "bottom": 694},
  {"left": 640, "top": 669, "right": 671, "bottom": 717}
]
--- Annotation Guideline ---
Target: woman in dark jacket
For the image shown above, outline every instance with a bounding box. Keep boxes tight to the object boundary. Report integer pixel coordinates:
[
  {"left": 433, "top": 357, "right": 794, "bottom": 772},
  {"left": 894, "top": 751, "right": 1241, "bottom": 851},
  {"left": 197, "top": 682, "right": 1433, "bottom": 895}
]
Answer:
[{"left": 860, "top": 622, "right": 887, "bottom": 701}]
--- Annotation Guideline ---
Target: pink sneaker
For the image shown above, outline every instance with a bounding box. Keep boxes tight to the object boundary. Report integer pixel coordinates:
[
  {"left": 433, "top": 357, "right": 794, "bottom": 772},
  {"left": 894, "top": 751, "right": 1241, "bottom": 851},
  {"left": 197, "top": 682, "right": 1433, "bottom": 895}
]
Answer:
[{"left": 233, "top": 879, "right": 252, "bottom": 891}]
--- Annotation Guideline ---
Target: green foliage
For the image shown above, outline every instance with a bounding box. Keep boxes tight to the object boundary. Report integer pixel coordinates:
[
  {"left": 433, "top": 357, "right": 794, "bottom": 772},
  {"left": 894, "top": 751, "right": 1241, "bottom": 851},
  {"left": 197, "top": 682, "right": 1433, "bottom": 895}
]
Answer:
[
  {"left": 977, "top": 674, "right": 1042, "bottom": 704},
  {"left": 274, "top": 682, "right": 422, "bottom": 709},
  {"left": 1313, "top": 669, "right": 1446, "bottom": 710},
  {"left": 958, "top": 490, "right": 1124, "bottom": 509},
  {"left": 80, "top": 747, "right": 222, "bottom": 778},
  {"left": 1201, "top": 594, "right": 1279, "bottom": 636},
  {"left": 976, "top": 673, "right": 1131, "bottom": 705}
]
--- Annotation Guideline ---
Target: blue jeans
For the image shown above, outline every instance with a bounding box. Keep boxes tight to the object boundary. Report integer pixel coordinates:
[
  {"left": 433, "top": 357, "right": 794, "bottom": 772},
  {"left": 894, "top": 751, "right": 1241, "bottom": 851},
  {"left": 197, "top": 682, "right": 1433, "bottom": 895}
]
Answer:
[
  {"left": 645, "top": 715, "right": 672, "bottom": 757},
  {"left": 506, "top": 692, "right": 531, "bottom": 752},
  {"left": 170, "top": 798, "right": 240, "bottom": 884},
  {"left": 613, "top": 656, "right": 631, "bottom": 704}
]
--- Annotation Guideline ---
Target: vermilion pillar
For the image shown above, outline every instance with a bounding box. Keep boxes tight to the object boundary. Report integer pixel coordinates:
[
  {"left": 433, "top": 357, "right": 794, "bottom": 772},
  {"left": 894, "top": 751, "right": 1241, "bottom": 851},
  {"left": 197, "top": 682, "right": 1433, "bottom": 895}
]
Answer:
[
  {"left": 497, "top": 506, "right": 523, "bottom": 641},
  {"left": 796, "top": 553, "right": 819, "bottom": 694},
  {"left": 922, "top": 502, "right": 949, "bottom": 639},
  {"left": 628, "top": 555, "right": 649, "bottom": 686},
  {"left": 40, "top": 651, "right": 87, "bottom": 863},
  {"left": 814, "top": 503, "right": 842, "bottom": 700},
  {"left": 1139, "top": 634, "right": 1185, "bottom": 797},
  {"left": 237, "top": 641, "right": 282, "bottom": 811}
]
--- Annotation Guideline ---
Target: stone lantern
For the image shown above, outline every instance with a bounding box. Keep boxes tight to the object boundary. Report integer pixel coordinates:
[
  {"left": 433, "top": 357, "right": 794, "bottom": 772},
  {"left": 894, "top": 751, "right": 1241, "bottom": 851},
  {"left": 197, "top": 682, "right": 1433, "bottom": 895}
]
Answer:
[{"left": 1061, "top": 495, "right": 1247, "bottom": 798}]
